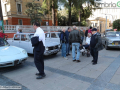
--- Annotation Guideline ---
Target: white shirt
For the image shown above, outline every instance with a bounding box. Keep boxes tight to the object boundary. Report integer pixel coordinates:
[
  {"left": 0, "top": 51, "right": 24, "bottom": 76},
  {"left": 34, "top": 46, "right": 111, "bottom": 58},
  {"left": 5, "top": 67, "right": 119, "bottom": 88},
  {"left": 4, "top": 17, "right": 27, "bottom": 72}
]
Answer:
[
  {"left": 34, "top": 27, "right": 45, "bottom": 46},
  {"left": 86, "top": 37, "right": 91, "bottom": 45}
]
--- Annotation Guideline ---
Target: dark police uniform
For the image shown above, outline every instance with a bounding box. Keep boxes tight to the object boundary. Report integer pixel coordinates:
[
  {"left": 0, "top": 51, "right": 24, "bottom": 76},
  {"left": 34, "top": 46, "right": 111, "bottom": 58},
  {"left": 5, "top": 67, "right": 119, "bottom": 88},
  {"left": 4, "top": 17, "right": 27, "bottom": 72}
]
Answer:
[{"left": 90, "top": 28, "right": 103, "bottom": 65}]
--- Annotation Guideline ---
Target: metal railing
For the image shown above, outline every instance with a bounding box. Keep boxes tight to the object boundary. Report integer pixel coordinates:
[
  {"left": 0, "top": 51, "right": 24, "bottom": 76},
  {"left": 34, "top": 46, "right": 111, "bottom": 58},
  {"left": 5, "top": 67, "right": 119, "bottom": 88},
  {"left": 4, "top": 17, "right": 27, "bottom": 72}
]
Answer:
[{"left": 4, "top": 25, "right": 88, "bottom": 33}]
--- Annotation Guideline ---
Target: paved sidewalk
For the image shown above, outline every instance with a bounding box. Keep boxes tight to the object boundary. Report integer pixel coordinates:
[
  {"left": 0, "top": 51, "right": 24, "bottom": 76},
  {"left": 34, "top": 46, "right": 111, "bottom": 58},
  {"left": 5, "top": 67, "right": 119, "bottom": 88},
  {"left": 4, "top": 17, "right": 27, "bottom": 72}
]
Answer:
[{"left": 0, "top": 48, "right": 120, "bottom": 90}]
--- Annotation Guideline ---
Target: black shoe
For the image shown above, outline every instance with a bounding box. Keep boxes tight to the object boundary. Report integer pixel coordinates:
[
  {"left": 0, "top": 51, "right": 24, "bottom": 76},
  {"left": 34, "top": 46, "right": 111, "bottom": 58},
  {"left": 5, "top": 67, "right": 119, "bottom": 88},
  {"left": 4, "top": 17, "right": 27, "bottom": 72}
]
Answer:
[
  {"left": 76, "top": 60, "right": 81, "bottom": 62},
  {"left": 66, "top": 54, "right": 68, "bottom": 56},
  {"left": 36, "top": 74, "right": 46, "bottom": 79},
  {"left": 92, "top": 62, "right": 97, "bottom": 65},
  {"left": 73, "top": 60, "right": 76, "bottom": 62},
  {"left": 91, "top": 60, "right": 94, "bottom": 62},
  {"left": 35, "top": 73, "right": 40, "bottom": 76}
]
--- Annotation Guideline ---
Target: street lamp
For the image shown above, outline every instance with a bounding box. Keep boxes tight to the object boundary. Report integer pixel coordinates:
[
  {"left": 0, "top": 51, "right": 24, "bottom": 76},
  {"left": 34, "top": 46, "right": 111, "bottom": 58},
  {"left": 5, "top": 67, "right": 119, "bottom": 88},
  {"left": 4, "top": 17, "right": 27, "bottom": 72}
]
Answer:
[{"left": 102, "top": 13, "right": 114, "bottom": 30}]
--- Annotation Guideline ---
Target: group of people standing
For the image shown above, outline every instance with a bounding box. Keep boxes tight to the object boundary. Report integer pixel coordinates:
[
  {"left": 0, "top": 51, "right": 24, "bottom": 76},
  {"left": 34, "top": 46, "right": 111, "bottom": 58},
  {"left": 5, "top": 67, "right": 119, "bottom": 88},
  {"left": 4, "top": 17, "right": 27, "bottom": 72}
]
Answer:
[{"left": 60, "top": 25, "right": 103, "bottom": 65}]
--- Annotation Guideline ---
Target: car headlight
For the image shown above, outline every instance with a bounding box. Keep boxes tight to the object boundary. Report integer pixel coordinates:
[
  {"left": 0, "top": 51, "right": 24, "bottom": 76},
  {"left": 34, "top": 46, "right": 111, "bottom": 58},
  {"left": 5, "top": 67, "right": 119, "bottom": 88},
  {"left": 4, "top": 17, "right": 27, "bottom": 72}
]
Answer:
[
  {"left": 22, "top": 50, "right": 27, "bottom": 54},
  {"left": 46, "top": 47, "right": 49, "bottom": 51},
  {"left": 58, "top": 44, "right": 61, "bottom": 48},
  {"left": 108, "top": 40, "right": 113, "bottom": 43}
]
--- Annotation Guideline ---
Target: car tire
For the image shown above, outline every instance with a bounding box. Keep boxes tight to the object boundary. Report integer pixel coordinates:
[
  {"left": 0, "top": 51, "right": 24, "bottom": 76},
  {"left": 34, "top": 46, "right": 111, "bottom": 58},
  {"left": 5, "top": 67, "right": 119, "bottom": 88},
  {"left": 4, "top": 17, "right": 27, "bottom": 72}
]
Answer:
[
  {"left": 105, "top": 44, "right": 109, "bottom": 50},
  {"left": 82, "top": 52, "right": 85, "bottom": 56},
  {"left": 87, "top": 53, "right": 90, "bottom": 57}
]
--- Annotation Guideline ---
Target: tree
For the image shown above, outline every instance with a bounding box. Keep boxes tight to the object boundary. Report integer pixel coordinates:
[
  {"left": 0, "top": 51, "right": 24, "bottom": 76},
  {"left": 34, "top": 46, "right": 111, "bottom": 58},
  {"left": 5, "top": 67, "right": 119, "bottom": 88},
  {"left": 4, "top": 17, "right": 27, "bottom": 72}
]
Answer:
[
  {"left": 73, "top": 0, "right": 95, "bottom": 26},
  {"left": 113, "top": 19, "right": 120, "bottom": 31},
  {"left": 60, "top": 0, "right": 74, "bottom": 26},
  {"left": 59, "top": 0, "right": 95, "bottom": 26},
  {"left": 25, "top": 0, "right": 44, "bottom": 24},
  {"left": 43, "top": 0, "right": 59, "bottom": 26}
]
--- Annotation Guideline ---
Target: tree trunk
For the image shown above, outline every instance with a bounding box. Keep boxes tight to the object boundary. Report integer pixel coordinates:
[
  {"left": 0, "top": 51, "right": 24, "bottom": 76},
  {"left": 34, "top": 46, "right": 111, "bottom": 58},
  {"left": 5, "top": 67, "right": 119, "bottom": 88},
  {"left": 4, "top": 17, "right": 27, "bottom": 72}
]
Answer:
[
  {"left": 78, "top": 11, "right": 80, "bottom": 26},
  {"left": 0, "top": 1, "right": 3, "bottom": 20},
  {"left": 52, "top": 0, "right": 54, "bottom": 26},
  {"left": 79, "top": 3, "right": 82, "bottom": 26},
  {"left": 54, "top": 9, "right": 56, "bottom": 26},
  {"left": 68, "top": 0, "right": 71, "bottom": 26}
]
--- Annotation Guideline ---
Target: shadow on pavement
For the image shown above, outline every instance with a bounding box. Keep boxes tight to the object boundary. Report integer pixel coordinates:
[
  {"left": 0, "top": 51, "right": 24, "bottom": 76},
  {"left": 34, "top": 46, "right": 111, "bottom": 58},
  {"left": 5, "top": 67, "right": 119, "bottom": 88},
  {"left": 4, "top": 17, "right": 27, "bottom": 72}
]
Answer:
[{"left": 28, "top": 53, "right": 59, "bottom": 60}]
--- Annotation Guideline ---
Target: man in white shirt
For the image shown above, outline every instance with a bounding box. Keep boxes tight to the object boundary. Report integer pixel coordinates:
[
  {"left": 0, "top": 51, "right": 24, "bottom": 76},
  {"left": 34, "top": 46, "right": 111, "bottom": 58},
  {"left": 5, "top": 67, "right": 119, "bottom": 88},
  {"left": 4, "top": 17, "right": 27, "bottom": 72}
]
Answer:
[{"left": 33, "top": 22, "right": 46, "bottom": 79}]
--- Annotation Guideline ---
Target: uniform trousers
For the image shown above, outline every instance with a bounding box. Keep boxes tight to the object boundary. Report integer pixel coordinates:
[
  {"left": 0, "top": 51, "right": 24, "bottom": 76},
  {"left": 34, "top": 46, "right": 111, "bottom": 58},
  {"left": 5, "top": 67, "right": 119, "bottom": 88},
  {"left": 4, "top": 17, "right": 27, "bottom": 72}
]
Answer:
[{"left": 90, "top": 47, "right": 98, "bottom": 63}]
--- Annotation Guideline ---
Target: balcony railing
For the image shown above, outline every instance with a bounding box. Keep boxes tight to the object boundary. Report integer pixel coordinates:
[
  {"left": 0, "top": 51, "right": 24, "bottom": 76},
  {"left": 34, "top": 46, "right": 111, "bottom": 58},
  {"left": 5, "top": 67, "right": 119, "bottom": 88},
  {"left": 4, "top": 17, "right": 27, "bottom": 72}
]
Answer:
[
  {"left": 4, "top": 11, "right": 24, "bottom": 16},
  {"left": 4, "top": 25, "right": 88, "bottom": 33}
]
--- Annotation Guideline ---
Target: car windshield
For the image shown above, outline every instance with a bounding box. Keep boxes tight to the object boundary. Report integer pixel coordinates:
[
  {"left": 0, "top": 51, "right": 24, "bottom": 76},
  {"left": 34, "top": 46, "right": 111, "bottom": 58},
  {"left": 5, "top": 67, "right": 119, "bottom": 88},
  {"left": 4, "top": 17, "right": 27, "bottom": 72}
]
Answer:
[
  {"left": 105, "top": 29, "right": 114, "bottom": 32},
  {"left": 106, "top": 31, "right": 120, "bottom": 37},
  {"left": 0, "top": 38, "right": 9, "bottom": 47}
]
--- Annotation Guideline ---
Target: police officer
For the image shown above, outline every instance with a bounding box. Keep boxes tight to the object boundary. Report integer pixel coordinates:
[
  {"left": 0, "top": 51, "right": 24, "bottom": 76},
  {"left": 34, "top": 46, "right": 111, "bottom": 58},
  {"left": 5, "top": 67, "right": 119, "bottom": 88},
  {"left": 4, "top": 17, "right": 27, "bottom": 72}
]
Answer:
[
  {"left": 90, "top": 28, "right": 103, "bottom": 65},
  {"left": 33, "top": 22, "right": 46, "bottom": 79}
]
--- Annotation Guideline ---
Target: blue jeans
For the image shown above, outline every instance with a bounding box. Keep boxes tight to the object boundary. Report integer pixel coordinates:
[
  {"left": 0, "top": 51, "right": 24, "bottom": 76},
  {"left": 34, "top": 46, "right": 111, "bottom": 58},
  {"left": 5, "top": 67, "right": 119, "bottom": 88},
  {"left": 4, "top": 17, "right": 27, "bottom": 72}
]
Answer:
[
  {"left": 72, "top": 43, "right": 80, "bottom": 60},
  {"left": 66, "top": 43, "right": 70, "bottom": 54},
  {"left": 61, "top": 43, "right": 66, "bottom": 57},
  {"left": 83, "top": 44, "right": 90, "bottom": 49},
  {"left": 81, "top": 37, "right": 84, "bottom": 43}
]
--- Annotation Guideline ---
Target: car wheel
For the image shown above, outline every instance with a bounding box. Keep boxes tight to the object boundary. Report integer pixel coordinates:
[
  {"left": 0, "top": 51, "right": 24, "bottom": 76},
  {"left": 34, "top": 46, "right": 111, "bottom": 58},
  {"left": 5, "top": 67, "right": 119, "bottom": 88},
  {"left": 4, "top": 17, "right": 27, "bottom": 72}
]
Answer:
[
  {"left": 105, "top": 44, "right": 109, "bottom": 50},
  {"left": 82, "top": 52, "right": 85, "bottom": 56},
  {"left": 87, "top": 53, "right": 90, "bottom": 57}
]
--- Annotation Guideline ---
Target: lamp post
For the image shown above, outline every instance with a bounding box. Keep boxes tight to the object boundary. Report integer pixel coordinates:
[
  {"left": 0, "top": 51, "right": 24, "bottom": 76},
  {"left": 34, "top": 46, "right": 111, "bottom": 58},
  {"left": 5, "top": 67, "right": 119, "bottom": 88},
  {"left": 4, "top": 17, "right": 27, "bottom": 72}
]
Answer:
[
  {"left": 105, "top": 14, "right": 107, "bottom": 30},
  {"left": 102, "top": 13, "right": 114, "bottom": 30}
]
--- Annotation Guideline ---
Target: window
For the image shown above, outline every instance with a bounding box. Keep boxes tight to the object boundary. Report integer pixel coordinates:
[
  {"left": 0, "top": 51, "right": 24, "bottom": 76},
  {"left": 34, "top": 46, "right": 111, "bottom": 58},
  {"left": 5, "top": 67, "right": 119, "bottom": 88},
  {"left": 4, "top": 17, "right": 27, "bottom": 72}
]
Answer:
[
  {"left": 51, "top": 33, "right": 57, "bottom": 38},
  {"left": 45, "top": 33, "right": 50, "bottom": 38},
  {"left": 14, "top": 34, "right": 20, "bottom": 40},
  {"left": 37, "top": 0, "right": 40, "bottom": 1},
  {"left": 18, "top": 19, "right": 23, "bottom": 25},
  {"left": 6, "top": 20, "right": 8, "bottom": 25},
  {"left": 17, "top": 4, "right": 22, "bottom": 14},
  {"left": 95, "top": 23, "right": 97, "bottom": 27},
  {"left": 21, "top": 35, "right": 28, "bottom": 41}
]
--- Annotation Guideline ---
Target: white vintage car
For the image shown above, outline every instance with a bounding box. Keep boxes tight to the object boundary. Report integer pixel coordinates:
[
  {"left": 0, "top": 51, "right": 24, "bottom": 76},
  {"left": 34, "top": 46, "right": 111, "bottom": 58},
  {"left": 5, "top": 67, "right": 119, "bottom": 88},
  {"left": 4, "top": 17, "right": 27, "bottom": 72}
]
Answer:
[
  {"left": 7, "top": 33, "right": 60, "bottom": 56},
  {"left": 0, "top": 38, "right": 28, "bottom": 68}
]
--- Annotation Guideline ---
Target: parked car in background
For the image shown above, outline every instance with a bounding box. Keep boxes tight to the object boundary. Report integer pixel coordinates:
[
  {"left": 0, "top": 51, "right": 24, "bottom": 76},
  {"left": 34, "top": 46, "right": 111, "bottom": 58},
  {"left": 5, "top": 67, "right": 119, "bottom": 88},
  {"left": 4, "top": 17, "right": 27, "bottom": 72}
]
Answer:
[
  {"left": 0, "top": 38, "right": 28, "bottom": 68},
  {"left": 45, "top": 32, "right": 60, "bottom": 44},
  {"left": 7, "top": 33, "right": 61, "bottom": 56},
  {"left": 102, "top": 31, "right": 120, "bottom": 50}
]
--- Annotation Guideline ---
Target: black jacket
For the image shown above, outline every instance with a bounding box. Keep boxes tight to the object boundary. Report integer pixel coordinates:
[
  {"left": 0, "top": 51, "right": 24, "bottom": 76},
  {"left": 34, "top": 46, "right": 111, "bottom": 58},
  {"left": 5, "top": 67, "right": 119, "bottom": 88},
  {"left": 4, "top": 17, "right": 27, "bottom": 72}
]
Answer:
[
  {"left": 69, "top": 30, "right": 82, "bottom": 44},
  {"left": 31, "top": 36, "right": 45, "bottom": 53},
  {"left": 60, "top": 31, "right": 66, "bottom": 43},
  {"left": 85, "top": 30, "right": 88, "bottom": 37},
  {"left": 90, "top": 32, "right": 104, "bottom": 51}
]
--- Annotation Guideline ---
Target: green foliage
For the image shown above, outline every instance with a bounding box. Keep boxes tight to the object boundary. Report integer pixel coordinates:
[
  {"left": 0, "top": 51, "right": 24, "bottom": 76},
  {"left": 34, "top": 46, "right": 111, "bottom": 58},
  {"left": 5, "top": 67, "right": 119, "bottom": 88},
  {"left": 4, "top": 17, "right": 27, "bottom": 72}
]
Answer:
[
  {"left": 113, "top": 19, "right": 120, "bottom": 31},
  {"left": 57, "top": 13, "right": 67, "bottom": 26},
  {"left": 25, "top": 0, "right": 44, "bottom": 24},
  {"left": 59, "top": 0, "right": 96, "bottom": 26}
]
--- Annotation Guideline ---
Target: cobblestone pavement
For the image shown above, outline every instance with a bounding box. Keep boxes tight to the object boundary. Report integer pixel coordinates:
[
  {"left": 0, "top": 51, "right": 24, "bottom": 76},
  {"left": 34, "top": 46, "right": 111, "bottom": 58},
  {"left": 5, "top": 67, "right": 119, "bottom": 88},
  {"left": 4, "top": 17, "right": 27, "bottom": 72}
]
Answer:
[{"left": 0, "top": 48, "right": 120, "bottom": 90}]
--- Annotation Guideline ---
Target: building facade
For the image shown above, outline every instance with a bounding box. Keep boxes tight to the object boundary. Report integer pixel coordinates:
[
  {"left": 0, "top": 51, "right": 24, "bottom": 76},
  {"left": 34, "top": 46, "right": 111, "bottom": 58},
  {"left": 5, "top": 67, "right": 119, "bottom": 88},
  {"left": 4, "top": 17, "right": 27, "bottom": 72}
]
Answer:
[
  {"left": 1, "top": 0, "right": 56, "bottom": 26},
  {"left": 87, "top": 0, "right": 120, "bottom": 32}
]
